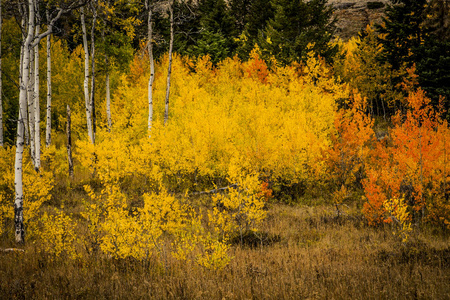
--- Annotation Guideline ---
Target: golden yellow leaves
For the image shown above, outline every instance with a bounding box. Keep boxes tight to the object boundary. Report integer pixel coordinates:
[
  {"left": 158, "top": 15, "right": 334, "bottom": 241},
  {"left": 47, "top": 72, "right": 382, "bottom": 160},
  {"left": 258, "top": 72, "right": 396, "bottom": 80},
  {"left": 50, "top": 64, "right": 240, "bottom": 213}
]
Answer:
[
  {"left": 32, "top": 208, "right": 79, "bottom": 260},
  {"left": 108, "top": 51, "right": 345, "bottom": 190},
  {"left": 383, "top": 197, "right": 412, "bottom": 243}
]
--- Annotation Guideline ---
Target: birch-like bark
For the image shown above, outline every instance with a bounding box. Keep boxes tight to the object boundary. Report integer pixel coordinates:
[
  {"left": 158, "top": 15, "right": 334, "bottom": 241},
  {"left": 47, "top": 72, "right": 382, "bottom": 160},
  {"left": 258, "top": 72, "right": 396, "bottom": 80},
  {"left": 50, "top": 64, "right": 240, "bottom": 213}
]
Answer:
[
  {"left": 145, "top": 0, "right": 155, "bottom": 135},
  {"left": 0, "top": 0, "right": 3, "bottom": 147},
  {"left": 34, "top": 24, "right": 40, "bottom": 171},
  {"left": 14, "top": 0, "right": 78, "bottom": 244},
  {"left": 67, "top": 105, "right": 74, "bottom": 178},
  {"left": 15, "top": 0, "right": 35, "bottom": 244},
  {"left": 19, "top": 34, "right": 30, "bottom": 145},
  {"left": 45, "top": 10, "right": 52, "bottom": 147},
  {"left": 90, "top": 2, "right": 97, "bottom": 143},
  {"left": 164, "top": 0, "right": 174, "bottom": 125},
  {"left": 101, "top": 27, "right": 111, "bottom": 131},
  {"left": 27, "top": 41, "right": 35, "bottom": 164},
  {"left": 81, "top": 7, "right": 94, "bottom": 143},
  {"left": 105, "top": 62, "right": 111, "bottom": 130}
]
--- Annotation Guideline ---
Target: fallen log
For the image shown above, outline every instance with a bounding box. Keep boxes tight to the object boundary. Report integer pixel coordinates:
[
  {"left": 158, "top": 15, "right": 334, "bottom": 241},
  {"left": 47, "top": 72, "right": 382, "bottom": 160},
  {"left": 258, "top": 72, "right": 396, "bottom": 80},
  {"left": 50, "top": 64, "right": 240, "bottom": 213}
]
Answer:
[
  {"left": 0, "top": 248, "right": 25, "bottom": 253},
  {"left": 190, "top": 184, "right": 238, "bottom": 196}
]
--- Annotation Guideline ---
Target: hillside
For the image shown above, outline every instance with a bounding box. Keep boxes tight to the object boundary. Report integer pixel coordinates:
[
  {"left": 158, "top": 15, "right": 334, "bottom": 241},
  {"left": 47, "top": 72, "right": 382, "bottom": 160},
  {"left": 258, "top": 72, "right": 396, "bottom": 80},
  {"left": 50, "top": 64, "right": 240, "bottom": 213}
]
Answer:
[{"left": 330, "top": 0, "right": 388, "bottom": 40}]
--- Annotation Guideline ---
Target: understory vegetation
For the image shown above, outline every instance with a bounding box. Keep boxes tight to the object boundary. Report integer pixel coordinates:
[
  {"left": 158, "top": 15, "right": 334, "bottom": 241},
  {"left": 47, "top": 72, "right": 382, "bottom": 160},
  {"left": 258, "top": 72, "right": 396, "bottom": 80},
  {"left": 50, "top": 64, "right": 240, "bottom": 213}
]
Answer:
[
  {"left": 1, "top": 0, "right": 450, "bottom": 298},
  {"left": 1, "top": 204, "right": 449, "bottom": 299},
  {"left": 1, "top": 45, "right": 449, "bottom": 298}
]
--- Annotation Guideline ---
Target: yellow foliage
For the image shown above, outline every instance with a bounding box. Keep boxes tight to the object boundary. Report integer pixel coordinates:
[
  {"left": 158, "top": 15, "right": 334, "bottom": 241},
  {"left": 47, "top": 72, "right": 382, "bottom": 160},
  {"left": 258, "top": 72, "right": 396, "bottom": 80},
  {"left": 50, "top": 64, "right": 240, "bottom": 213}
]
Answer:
[
  {"left": 33, "top": 208, "right": 79, "bottom": 260},
  {"left": 383, "top": 197, "right": 413, "bottom": 243},
  {"left": 110, "top": 51, "right": 344, "bottom": 189},
  {"left": 196, "top": 235, "right": 231, "bottom": 271},
  {"left": 0, "top": 146, "right": 53, "bottom": 239},
  {"left": 333, "top": 25, "right": 404, "bottom": 111},
  {"left": 209, "top": 169, "right": 267, "bottom": 243}
]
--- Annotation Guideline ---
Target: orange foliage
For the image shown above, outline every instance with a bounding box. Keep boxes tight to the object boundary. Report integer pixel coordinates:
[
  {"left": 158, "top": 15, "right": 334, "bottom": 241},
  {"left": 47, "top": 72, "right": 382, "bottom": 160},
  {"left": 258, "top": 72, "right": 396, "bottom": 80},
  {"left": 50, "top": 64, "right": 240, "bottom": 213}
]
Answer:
[
  {"left": 245, "top": 49, "right": 269, "bottom": 84},
  {"left": 326, "top": 93, "right": 375, "bottom": 193},
  {"left": 363, "top": 89, "right": 450, "bottom": 228},
  {"left": 259, "top": 180, "right": 273, "bottom": 202}
]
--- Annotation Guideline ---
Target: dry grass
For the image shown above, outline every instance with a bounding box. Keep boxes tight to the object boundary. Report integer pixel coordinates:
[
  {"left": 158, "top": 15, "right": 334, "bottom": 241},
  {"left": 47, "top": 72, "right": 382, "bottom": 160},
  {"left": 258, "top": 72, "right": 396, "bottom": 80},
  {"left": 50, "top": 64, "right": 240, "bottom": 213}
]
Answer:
[{"left": 1, "top": 202, "right": 449, "bottom": 299}]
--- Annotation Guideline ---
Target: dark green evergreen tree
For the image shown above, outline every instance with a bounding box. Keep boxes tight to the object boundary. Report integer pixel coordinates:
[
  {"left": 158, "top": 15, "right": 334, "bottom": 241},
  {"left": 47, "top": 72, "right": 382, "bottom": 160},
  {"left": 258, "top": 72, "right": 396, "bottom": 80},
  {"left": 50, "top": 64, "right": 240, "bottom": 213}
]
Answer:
[
  {"left": 376, "top": 0, "right": 428, "bottom": 70},
  {"left": 229, "top": 0, "right": 251, "bottom": 34},
  {"left": 260, "top": 0, "right": 336, "bottom": 64},
  {"left": 233, "top": 0, "right": 273, "bottom": 59},
  {"left": 417, "top": 0, "right": 450, "bottom": 108},
  {"left": 245, "top": 0, "right": 273, "bottom": 39},
  {"left": 172, "top": 0, "right": 202, "bottom": 56},
  {"left": 377, "top": 0, "right": 450, "bottom": 111},
  {"left": 189, "top": 0, "right": 236, "bottom": 62}
]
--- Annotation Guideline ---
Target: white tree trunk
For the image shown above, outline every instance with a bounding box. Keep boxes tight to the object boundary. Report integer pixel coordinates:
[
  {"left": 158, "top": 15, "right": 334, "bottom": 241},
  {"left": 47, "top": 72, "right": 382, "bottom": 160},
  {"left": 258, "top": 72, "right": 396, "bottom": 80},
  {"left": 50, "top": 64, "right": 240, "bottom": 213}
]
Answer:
[
  {"left": 102, "top": 25, "right": 112, "bottom": 131},
  {"left": 146, "top": 0, "right": 155, "bottom": 136},
  {"left": 15, "top": 0, "right": 35, "bottom": 244},
  {"left": 14, "top": 0, "right": 74, "bottom": 244},
  {"left": 164, "top": 0, "right": 174, "bottom": 126},
  {"left": 27, "top": 42, "right": 35, "bottom": 164},
  {"left": 67, "top": 105, "right": 74, "bottom": 178},
  {"left": 34, "top": 24, "right": 40, "bottom": 171},
  {"left": 81, "top": 7, "right": 94, "bottom": 144},
  {"left": 0, "top": 0, "right": 3, "bottom": 147},
  {"left": 89, "top": 3, "right": 97, "bottom": 143},
  {"left": 45, "top": 10, "right": 52, "bottom": 147},
  {"left": 18, "top": 18, "right": 29, "bottom": 145},
  {"left": 105, "top": 65, "right": 112, "bottom": 130}
]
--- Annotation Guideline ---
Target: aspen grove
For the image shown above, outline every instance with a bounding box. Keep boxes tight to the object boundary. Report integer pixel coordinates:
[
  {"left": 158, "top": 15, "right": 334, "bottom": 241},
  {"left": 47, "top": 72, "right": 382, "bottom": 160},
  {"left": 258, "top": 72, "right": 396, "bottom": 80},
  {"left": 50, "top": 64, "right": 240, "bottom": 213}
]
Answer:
[{"left": 0, "top": 0, "right": 449, "bottom": 295}]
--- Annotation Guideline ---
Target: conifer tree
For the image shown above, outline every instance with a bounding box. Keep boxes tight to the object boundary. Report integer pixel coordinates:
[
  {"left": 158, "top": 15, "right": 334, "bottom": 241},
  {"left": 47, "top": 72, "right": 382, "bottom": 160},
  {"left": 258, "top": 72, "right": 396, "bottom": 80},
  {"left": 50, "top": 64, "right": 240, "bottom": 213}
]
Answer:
[
  {"left": 193, "top": 0, "right": 236, "bottom": 62},
  {"left": 261, "top": 0, "right": 336, "bottom": 64},
  {"left": 416, "top": 0, "right": 450, "bottom": 108},
  {"left": 245, "top": 0, "right": 273, "bottom": 40},
  {"left": 377, "top": 0, "right": 428, "bottom": 70},
  {"left": 232, "top": 0, "right": 274, "bottom": 59},
  {"left": 377, "top": 0, "right": 450, "bottom": 110}
]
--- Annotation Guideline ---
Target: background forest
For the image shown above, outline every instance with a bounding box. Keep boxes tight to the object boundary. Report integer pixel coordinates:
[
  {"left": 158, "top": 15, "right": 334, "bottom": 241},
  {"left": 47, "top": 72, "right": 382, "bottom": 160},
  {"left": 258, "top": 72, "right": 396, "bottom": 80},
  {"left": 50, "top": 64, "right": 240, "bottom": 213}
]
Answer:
[{"left": 0, "top": 0, "right": 450, "bottom": 298}]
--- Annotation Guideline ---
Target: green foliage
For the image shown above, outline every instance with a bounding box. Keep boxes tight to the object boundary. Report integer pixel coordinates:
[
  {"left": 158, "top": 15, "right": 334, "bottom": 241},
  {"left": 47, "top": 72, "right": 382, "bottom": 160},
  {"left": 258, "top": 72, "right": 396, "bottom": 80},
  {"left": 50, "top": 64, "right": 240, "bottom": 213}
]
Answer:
[
  {"left": 260, "top": 0, "right": 337, "bottom": 64},
  {"left": 182, "top": 0, "right": 236, "bottom": 63},
  {"left": 188, "top": 30, "right": 230, "bottom": 65},
  {"left": 1, "top": 18, "right": 22, "bottom": 145},
  {"left": 333, "top": 26, "right": 404, "bottom": 115},
  {"left": 198, "top": 0, "right": 236, "bottom": 40},
  {"left": 231, "top": 0, "right": 274, "bottom": 60},
  {"left": 376, "top": 0, "right": 450, "bottom": 111},
  {"left": 377, "top": 0, "right": 428, "bottom": 70}
]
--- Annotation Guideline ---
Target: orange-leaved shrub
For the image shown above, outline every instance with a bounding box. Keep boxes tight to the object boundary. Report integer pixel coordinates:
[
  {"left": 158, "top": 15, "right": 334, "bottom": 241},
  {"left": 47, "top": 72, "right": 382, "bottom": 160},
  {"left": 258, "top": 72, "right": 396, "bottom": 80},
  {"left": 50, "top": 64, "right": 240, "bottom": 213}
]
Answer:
[{"left": 363, "top": 89, "right": 450, "bottom": 228}]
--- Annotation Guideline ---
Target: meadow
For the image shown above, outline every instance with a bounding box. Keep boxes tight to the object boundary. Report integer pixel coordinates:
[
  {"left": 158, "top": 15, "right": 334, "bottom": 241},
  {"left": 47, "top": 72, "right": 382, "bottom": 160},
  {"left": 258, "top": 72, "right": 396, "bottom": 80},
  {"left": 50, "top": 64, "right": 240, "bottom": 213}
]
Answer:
[
  {"left": 1, "top": 34, "right": 449, "bottom": 299},
  {"left": 1, "top": 201, "right": 449, "bottom": 299}
]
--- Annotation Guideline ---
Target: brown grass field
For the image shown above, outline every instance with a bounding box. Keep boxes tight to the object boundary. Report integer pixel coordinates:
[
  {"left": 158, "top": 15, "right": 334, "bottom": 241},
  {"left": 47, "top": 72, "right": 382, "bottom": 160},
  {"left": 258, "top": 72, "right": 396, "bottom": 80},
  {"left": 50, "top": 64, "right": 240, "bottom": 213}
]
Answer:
[{"left": 1, "top": 200, "right": 449, "bottom": 299}]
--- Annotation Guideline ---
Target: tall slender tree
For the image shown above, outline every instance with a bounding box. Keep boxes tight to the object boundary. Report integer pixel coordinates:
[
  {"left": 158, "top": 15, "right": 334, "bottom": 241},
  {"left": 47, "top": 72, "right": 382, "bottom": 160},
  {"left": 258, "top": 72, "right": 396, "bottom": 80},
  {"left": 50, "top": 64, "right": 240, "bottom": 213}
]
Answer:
[
  {"left": 81, "top": 5, "right": 95, "bottom": 144},
  {"left": 34, "top": 22, "right": 40, "bottom": 170},
  {"left": 15, "top": 0, "right": 36, "bottom": 244},
  {"left": 45, "top": 9, "right": 52, "bottom": 147},
  {"left": 27, "top": 30, "right": 36, "bottom": 164},
  {"left": 103, "top": 28, "right": 112, "bottom": 131},
  {"left": 14, "top": 0, "right": 82, "bottom": 243},
  {"left": 145, "top": 0, "right": 155, "bottom": 135},
  {"left": 164, "top": 0, "right": 173, "bottom": 125},
  {"left": 0, "top": 0, "right": 3, "bottom": 147},
  {"left": 89, "top": 1, "right": 97, "bottom": 142}
]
